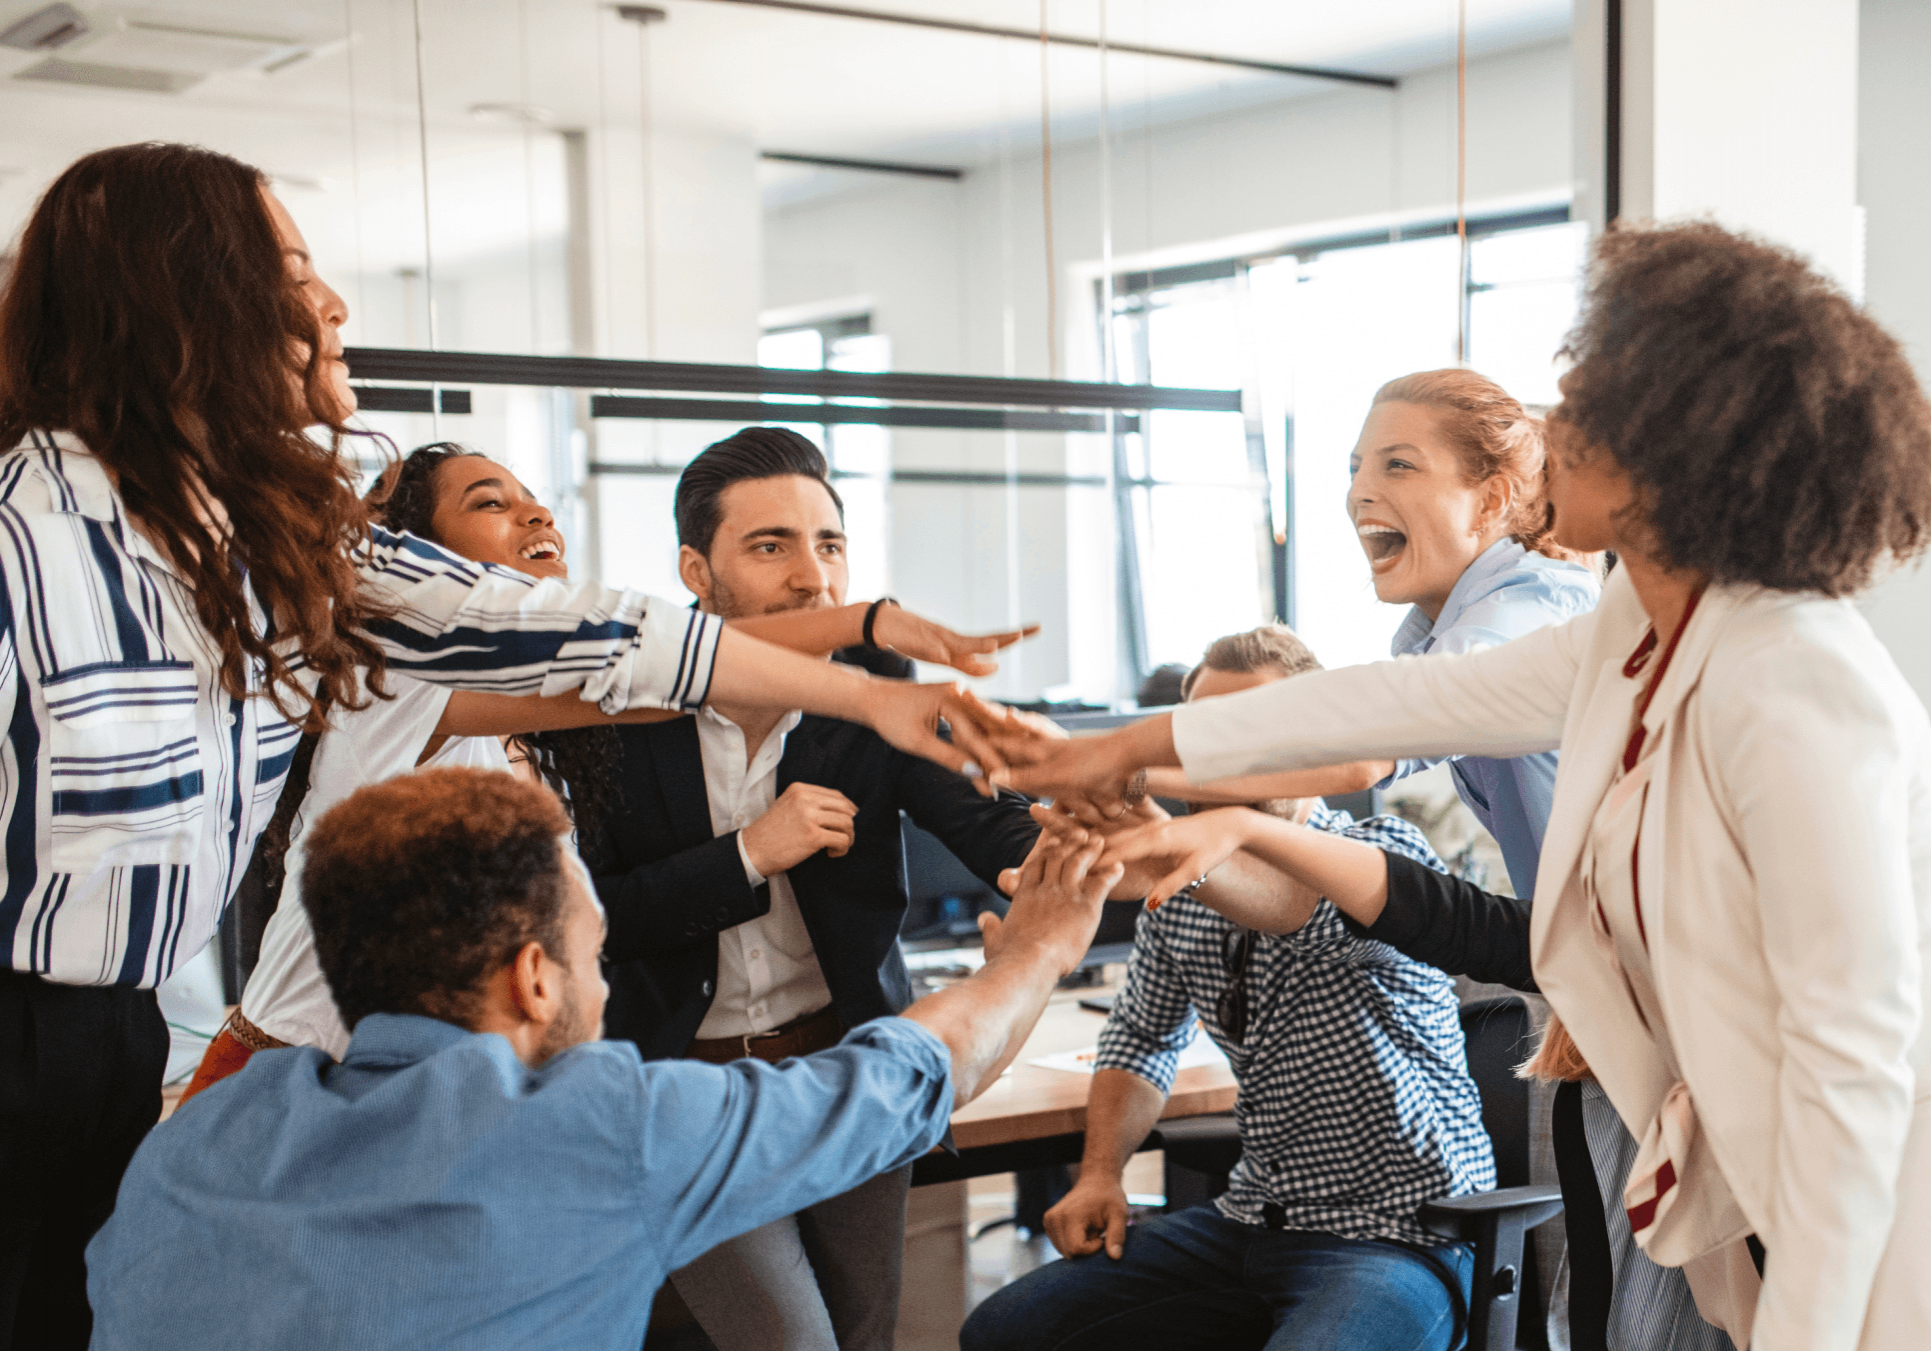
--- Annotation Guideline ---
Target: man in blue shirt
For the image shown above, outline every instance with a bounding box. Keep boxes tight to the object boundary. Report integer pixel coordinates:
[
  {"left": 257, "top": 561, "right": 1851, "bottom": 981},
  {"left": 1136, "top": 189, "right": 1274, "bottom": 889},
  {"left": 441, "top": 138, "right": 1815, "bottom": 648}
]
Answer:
[{"left": 84, "top": 765, "right": 1123, "bottom": 1351}]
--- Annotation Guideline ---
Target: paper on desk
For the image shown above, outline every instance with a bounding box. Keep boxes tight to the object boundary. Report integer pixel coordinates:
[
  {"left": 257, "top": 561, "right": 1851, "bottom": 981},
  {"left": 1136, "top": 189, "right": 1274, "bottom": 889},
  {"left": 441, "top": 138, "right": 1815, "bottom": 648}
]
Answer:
[{"left": 1029, "top": 1024, "right": 1229, "bottom": 1075}]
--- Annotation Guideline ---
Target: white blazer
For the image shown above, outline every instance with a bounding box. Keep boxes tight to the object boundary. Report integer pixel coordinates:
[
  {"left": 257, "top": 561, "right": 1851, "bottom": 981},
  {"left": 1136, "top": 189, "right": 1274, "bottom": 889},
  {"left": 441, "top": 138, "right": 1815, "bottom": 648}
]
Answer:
[{"left": 1172, "top": 567, "right": 1931, "bottom": 1351}]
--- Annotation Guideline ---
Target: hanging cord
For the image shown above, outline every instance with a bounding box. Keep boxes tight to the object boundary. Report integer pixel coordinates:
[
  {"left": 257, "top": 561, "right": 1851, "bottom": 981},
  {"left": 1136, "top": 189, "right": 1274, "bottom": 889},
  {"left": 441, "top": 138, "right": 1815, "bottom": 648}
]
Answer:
[
  {"left": 1039, "top": 0, "right": 1059, "bottom": 379},
  {"left": 1454, "top": 0, "right": 1469, "bottom": 364},
  {"left": 518, "top": 0, "right": 541, "bottom": 353},
  {"left": 410, "top": 0, "right": 441, "bottom": 435},
  {"left": 638, "top": 16, "right": 659, "bottom": 360},
  {"left": 342, "top": 0, "right": 367, "bottom": 332},
  {"left": 594, "top": 6, "right": 616, "bottom": 358},
  {"left": 1097, "top": 0, "right": 1115, "bottom": 386}
]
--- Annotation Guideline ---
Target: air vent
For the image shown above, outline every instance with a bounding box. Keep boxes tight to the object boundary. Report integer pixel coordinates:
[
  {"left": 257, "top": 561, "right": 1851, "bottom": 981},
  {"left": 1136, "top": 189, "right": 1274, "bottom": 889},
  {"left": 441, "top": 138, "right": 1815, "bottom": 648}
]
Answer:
[
  {"left": 0, "top": 4, "right": 89, "bottom": 52},
  {"left": 13, "top": 57, "right": 199, "bottom": 93},
  {"left": 80, "top": 19, "right": 307, "bottom": 76}
]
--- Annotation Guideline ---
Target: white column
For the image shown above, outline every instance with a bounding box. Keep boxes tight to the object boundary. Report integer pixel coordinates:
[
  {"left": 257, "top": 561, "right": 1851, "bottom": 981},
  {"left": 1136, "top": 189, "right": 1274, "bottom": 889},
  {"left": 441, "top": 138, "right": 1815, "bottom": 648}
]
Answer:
[{"left": 1575, "top": 0, "right": 1862, "bottom": 290}]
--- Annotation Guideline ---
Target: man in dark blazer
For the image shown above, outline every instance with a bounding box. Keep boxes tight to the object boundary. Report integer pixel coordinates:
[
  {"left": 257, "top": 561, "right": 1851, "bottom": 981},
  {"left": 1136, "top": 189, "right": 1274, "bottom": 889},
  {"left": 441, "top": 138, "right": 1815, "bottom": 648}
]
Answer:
[{"left": 581, "top": 427, "right": 1051, "bottom": 1351}]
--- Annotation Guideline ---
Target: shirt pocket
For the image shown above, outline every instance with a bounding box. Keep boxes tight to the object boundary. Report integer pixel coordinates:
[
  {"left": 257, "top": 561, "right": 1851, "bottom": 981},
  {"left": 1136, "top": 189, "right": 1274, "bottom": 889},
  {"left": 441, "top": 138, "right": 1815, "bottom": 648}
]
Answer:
[{"left": 40, "top": 660, "right": 205, "bottom": 871}]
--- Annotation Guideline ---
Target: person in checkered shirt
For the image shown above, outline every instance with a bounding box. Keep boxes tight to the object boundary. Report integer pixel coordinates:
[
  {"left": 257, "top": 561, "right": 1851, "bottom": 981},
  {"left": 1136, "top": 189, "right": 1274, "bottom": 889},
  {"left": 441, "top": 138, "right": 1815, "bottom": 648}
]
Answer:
[{"left": 962, "top": 625, "right": 1494, "bottom": 1351}]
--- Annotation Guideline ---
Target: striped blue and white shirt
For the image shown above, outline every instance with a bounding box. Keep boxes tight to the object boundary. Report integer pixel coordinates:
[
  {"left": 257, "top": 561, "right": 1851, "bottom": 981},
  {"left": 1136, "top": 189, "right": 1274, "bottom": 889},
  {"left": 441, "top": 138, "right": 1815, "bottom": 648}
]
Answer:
[
  {"left": 0, "top": 432, "right": 721, "bottom": 988},
  {"left": 1096, "top": 807, "right": 1497, "bottom": 1246}
]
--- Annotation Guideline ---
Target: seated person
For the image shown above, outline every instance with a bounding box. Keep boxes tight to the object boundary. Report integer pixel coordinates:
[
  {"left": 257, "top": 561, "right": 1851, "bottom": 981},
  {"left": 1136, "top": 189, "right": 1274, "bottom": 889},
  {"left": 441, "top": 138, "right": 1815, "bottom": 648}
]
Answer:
[
  {"left": 961, "top": 624, "right": 1495, "bottom": 1351},
  {"left": 586, "top": 427, "right": 1103, "bottom": 1351},
  {"left": 84, "top": 767, "right": 1123, "bottom": 1351}
]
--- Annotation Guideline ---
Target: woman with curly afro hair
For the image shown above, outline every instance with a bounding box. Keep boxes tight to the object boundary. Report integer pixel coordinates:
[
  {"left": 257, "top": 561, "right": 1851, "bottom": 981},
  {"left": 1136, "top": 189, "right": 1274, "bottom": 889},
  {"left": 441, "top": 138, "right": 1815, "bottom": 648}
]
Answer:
[{"left": 1000, "top": 221, "right": 1931, "bottom": 1350}]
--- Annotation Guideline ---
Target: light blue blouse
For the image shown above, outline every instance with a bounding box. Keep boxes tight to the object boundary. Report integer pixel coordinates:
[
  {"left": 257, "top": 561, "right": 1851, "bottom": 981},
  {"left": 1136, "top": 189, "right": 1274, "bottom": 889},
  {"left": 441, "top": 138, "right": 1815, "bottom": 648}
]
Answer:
[{"left": 1382, "top": 538, "right": 1601, "bottom": 896}]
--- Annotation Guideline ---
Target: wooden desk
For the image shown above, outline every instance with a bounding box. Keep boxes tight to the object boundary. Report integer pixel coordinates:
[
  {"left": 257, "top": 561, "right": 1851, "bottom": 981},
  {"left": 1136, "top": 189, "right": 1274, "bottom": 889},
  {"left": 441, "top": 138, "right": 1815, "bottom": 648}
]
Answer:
[{"left": 914, "top": 988, "right": 1237, "bottom": 1184}]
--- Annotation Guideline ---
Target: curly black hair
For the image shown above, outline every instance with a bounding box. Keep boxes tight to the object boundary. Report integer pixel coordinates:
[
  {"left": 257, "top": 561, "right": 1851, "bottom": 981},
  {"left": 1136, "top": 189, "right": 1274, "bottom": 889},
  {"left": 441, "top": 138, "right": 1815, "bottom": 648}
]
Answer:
[
  {"left": 1557, "top": 221, "right": 1931, "bottom": 595},
  {"left": 304, "top": 767, "right": 574, "bottom": 1028},
  {"left": 364, "top": 442, "right": 623, "bottom": 849}
]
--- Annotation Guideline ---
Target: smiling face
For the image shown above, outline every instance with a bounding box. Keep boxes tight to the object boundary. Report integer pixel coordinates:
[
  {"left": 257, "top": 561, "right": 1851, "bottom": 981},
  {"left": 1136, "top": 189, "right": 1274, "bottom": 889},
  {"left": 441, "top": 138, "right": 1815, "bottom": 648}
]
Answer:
[
  {"left": 427, "top": 456, "right": 568, "bottom": 580},
  {"left": 678, "top": 473, "right": 848, "bottom": 620},
  {"left": 1347, "top": 400, "right": 1512, "bottom": 620},
  {"left": 262, "top": 189, "right": 356, "bottom": 424}
]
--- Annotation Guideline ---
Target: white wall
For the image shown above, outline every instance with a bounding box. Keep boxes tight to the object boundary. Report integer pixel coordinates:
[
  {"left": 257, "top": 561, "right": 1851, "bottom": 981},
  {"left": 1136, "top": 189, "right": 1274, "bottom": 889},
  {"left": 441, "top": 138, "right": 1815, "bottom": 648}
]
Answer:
[
  {"left": 762, "top": 40, "right": 1574, "bottom": 699},
  {"left": 1856, "top": 0, "right": 1931, "bottom": 702}
]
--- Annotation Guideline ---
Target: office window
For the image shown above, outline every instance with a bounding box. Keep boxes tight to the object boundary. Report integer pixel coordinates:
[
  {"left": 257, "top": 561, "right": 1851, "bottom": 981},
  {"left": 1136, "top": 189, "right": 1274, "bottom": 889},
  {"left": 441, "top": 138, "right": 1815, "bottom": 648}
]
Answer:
[
  {"left": 1107, "top": 210, "right": 1587, "bottom": 680},
  {"left": 1109, "top": 278, "right": 1270, "bottom": 677},
  {"left": 756, "top": 316, "right": 892, "bottom": 604}
]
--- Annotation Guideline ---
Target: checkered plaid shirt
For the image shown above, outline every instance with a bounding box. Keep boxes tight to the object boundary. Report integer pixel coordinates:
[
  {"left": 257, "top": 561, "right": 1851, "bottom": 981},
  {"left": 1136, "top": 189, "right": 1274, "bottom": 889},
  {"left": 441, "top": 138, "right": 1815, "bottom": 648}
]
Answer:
[{"left": 1096, "top": 806, "right": 1497, "bottom": 1246}]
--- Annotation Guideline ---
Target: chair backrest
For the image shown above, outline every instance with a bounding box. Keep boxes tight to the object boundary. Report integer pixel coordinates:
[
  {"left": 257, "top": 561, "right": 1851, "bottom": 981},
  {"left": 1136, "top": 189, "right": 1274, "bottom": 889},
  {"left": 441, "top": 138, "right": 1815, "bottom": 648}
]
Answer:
[{"left": 1458, "top": 995, "right": 1537, "bottom": 1189}]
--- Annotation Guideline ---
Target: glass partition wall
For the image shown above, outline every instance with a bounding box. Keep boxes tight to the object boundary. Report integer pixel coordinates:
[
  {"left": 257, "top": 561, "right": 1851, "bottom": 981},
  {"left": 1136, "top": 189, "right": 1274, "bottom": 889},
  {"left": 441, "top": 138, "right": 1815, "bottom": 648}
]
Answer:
[{"left": 0, "top": 0, "right": 1580, "bottom": 706}]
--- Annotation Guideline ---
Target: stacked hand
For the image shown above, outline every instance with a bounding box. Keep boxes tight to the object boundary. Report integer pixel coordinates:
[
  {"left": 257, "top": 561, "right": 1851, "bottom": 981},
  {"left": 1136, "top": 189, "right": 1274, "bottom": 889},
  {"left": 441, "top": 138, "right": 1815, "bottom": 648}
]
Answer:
[
  {"left": 1094, "top": 809, "right": 1258, "bottom": 908},
  {"left": 871, "top": 607, "right": 1040, "bottom": 678},
  {"left": 1003, "top": 802, "right": 1173, "bottom": 903},
  {"left": 866, "top": 682, "right": 1065, "bottom": 795},
  {"left": 986, "top": 726, "right": 1148, "bottom": 811},
  {"left": 1018, "top": 801, "right": 1260, "bottom": 909},
  {"left": 979, "top": 817, "right": 1125, "bottom": 977}
]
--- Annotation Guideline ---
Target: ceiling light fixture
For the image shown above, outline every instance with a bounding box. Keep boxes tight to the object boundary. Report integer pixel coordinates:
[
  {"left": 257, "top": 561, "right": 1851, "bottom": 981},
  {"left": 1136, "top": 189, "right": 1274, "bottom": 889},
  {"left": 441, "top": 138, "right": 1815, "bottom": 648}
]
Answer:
[{"left": 469, "top": 101, "right": 557, "bottom": 126}]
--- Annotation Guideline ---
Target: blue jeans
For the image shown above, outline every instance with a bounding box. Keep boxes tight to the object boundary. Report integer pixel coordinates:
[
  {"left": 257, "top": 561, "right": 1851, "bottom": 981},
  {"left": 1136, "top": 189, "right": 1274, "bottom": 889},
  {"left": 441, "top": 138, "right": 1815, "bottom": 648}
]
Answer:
[{"left": 959, "top": 1204, "right": 1472, "bottom": 1351}]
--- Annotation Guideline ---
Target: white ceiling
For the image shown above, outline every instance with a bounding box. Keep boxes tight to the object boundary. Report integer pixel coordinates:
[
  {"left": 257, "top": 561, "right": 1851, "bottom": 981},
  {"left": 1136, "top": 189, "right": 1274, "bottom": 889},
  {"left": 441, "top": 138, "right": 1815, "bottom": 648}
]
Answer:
[{"left": 0, "top": 0, "right": 1571, "bottom": 269}]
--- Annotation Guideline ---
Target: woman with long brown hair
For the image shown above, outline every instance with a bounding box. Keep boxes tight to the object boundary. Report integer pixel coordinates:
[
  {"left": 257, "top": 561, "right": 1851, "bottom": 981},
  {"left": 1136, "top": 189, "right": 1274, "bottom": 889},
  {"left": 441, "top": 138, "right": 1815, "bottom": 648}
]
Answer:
[{"left": 0, "top": 142, "right": 1028, "bottom": 1348}]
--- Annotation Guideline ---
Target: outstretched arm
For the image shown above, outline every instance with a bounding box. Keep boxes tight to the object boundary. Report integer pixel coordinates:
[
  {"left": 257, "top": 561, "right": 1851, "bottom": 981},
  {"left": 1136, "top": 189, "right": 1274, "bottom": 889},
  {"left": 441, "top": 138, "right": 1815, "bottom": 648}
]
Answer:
[
  {"left": 432, "top": 600, "right": 1035, "bottom": 738},
  {"left": 1141, "top": 761, "right": 1394, "bottom": 805},
  {"left": 998, "top": 613, "right": 1590, "bottom": 808},
  {"left": 1096, "top": 808, "right": 1535, "bottom": 986}
]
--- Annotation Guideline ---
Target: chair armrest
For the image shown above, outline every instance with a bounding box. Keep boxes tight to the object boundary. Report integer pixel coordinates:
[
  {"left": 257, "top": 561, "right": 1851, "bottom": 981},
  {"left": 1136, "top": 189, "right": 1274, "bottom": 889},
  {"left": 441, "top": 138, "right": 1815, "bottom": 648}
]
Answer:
[{"left": 1420, "top": 1184, "right": 1564, "bottom": 1240}]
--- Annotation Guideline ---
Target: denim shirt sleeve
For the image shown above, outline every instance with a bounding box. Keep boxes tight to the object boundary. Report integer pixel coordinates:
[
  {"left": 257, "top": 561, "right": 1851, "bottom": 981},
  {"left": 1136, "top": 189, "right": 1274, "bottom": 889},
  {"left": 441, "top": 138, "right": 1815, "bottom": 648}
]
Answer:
[{"left": 632, "top": 1016, "right": 954, "bottom": 1272}]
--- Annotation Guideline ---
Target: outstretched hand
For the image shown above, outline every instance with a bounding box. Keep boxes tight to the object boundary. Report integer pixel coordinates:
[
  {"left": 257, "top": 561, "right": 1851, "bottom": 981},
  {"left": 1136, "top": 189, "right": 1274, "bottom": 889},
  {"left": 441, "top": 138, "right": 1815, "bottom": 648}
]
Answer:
[
  {"left": 1100, "top": 809, "right": 1260, "bottom": 908},
  {"left": 1002, "top": 802, "right": 1169, "bottom": 902},
  {"left": 872, "top": 606, "right": 1040, "bottom": 678},
  {"left": 980, "top": 820, "right": 1123, "bottom": 975},
  {"left": 864, "top": 682, "right": 1061, "bottom": 794}
]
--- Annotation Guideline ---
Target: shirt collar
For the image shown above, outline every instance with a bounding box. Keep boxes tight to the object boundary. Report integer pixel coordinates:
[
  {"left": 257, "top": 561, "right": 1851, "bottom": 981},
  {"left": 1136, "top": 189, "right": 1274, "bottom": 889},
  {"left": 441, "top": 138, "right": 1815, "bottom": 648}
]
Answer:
[
  {"left": 26, "top": 431, "right": 120, "bottom": 524},
  {"left": 699, "top": 704, "right": 804, "bottom": 737},
  {"left": 23, "top": 431, "right": 195, "bottom": 579},
  {"left": 340, "top": 1011, "right": 484, "bottom": 1068},
  {"left": 1391, "top": 537, "right": 1528, "bottom": 657}
]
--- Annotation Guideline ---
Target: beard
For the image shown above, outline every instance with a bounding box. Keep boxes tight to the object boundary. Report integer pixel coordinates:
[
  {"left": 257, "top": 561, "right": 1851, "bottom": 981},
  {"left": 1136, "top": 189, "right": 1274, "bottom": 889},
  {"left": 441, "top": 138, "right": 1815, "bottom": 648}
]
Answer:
[
  {"left": 708, "top": 573, "right": 838, "bottom": 622},
  {"left": 531, "top": 979, "right": 599, "bottom": 1067}
]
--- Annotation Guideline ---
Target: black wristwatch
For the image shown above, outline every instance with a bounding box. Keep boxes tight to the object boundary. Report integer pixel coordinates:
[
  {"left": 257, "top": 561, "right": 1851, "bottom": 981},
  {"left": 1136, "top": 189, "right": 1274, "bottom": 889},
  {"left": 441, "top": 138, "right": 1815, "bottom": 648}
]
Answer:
[{"left": 862, "top": 596, "right": 899, "bottom": 649}]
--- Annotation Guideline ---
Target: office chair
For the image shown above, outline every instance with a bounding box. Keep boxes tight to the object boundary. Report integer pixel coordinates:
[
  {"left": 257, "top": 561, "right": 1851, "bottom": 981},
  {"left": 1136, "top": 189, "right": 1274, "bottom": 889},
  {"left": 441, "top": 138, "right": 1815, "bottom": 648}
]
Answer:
[{"left": 1152, "top": 995, "right": 1563, "bottom": 1351}]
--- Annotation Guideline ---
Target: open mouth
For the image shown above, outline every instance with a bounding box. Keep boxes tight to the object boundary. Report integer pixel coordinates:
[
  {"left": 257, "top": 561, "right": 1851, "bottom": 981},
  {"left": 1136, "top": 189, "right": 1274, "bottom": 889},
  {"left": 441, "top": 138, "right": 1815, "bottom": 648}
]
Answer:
[
  {"left": 519, "top": 541, "right": 562, "bottom": 563},
  {"left": 1357, "top": 523, "right": 1407, "bottom": 566}
]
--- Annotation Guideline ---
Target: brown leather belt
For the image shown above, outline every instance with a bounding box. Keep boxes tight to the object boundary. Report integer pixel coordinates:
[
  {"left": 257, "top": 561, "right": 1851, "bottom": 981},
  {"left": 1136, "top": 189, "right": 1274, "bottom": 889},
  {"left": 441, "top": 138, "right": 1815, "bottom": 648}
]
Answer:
[
  {"left": 685, "top": 1004, "right": 844, "bottom": 1065},
  {"left": 223, "top": 1008, "right": 290, "bottom": 1052}
]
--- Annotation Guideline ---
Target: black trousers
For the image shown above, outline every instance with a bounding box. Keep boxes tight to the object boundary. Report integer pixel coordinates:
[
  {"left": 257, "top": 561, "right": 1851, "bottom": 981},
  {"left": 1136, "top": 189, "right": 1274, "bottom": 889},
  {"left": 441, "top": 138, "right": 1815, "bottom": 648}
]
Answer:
[{"left": 0, "top": 970, "right": 168, "bottom": 1351}]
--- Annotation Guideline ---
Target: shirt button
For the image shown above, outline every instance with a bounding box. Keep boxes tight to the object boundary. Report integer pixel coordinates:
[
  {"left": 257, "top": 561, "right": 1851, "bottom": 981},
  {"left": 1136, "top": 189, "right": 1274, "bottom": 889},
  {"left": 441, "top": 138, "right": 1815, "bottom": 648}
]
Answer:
[
  {"left": 701, "top": 980, "right": 715, "bottom": 997},
  {"left": 749, "top": 948, "right": 762, "bottom": 961},
  {"left": 224, "top": 713, "right": 237, "bottom": 727}
]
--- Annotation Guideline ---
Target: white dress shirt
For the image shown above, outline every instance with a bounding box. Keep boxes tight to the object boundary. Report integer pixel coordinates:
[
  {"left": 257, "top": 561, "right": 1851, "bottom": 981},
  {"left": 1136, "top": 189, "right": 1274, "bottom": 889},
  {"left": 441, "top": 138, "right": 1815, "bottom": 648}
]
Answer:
[{"left": 692, "top": 705, "right": 833, "bottom": 1040}]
